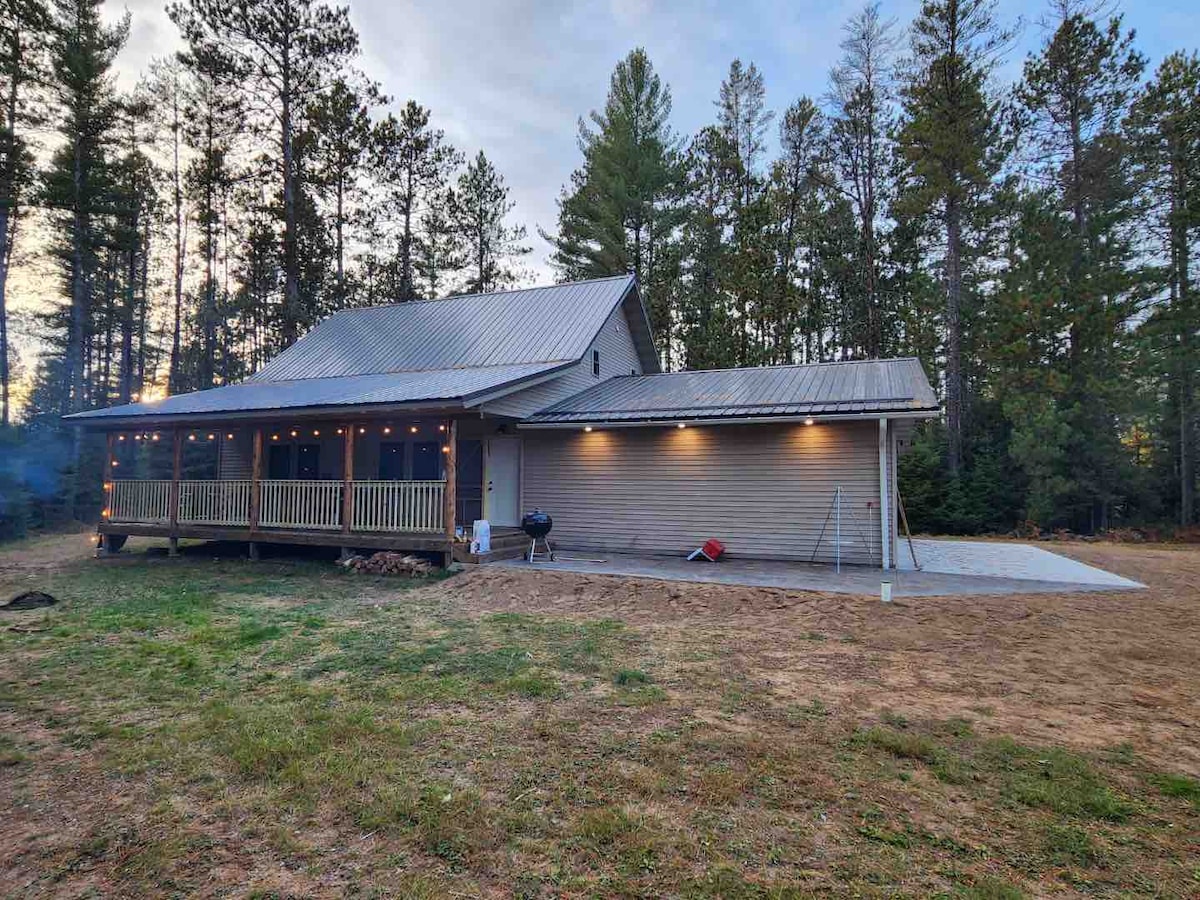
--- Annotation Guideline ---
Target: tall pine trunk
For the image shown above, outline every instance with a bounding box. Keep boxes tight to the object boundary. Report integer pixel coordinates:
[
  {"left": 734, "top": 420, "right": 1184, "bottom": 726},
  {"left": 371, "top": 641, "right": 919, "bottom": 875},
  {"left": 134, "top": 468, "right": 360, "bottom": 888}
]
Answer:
[
  {"left": 945, "top": 194, "right": 964, "bottom": 475},
  {"left": 280, "top": 56, "right": 299, "bottom": 345}
]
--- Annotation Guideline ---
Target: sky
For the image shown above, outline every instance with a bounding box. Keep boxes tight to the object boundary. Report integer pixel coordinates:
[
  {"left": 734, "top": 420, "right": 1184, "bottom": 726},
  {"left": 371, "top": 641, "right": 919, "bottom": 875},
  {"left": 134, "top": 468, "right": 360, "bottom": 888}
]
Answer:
[{"left": 95, "top": 0, "right": 1200, "bottom": 284}]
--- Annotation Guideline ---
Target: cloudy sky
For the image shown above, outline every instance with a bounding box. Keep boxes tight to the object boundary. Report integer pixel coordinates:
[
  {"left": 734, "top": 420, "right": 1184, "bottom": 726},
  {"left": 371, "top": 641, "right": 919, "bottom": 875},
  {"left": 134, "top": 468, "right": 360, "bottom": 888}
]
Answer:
[{"left": 107, "top": 0, "right": 1200, "bottom": 281}]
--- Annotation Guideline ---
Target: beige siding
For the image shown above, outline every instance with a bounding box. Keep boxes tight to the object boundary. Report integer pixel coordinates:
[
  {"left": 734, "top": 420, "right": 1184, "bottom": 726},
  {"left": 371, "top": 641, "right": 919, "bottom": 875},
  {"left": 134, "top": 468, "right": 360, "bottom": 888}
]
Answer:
[
  {"left": 522, "top": 420, "right": 883, "bottom": 564},
  {"left": 481, "top": 303, "right": 643, "bottom": 419}
]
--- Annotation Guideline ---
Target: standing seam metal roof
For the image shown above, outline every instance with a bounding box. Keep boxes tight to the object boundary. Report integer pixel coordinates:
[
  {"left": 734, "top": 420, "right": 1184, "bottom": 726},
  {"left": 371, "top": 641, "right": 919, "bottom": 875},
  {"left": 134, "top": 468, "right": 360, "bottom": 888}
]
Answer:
[
  {"left": 522, "top": 358, "right": 940, "bottom": 424},
  {"left": 251, "top": 275, "right": 642, "bottom": 381}
]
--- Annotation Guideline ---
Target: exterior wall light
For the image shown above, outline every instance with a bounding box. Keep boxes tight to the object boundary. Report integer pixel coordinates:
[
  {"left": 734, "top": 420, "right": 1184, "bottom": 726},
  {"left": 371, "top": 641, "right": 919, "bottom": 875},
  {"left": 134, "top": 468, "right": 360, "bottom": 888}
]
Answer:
[
  {"left": 677, "top": 423, "right": 686, "bottom": 429},
  {"left": 804, "top": 417, "right": 815, "bottom": 426},
  {"left": 584, "top": 426, "right": 593, "bottom": 432}
]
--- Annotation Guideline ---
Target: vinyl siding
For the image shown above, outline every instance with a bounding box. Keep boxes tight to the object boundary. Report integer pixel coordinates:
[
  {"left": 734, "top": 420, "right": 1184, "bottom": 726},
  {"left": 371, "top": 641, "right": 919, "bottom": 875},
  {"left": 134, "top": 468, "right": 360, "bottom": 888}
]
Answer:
[
  {"left": 481, "top": 303, "right": 643, "bottom": 419},
  {"left": 522, "top": 420, "right": 884, "bottom": 564}
]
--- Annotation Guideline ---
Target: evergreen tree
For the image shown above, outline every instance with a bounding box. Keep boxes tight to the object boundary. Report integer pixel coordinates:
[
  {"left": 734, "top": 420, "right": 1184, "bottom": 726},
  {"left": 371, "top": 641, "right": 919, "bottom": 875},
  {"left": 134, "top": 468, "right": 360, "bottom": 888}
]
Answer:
[
  {"left": 373, "top": 100, "right": 462, "bottom": 301},
  {"left": 451, "top": 151, "right": 529, "bottom": 295},
  {"left": 169, "top": 0, "right": 359, "bottom": 344},
  {"left": 1127, "top": 52, "right": 1200, "bottom": 525},
  {"left": 546, "top": 49, "right": 683, "bottom": 357},
  {"left": 1016, "top": 0, "right": 1146, "bottom": 530},
  {"left": 895, "top": 0, "right": 1011, "bottom": 474},
  {"left": 306, "top": 78, "right": 379, "bottom": 306},
  {"left": 823, "top": 2, "right": 897, "bottom": 359},
  {"left": 0, "top": 0, "right": 50, "bottom": 426}
]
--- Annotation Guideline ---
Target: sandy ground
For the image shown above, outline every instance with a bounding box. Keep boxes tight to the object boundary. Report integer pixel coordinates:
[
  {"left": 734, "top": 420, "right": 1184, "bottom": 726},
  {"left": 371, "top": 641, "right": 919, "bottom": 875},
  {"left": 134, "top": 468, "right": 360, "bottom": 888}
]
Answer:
[{"left": 421, "top": 540, "right": 1200, "bottom": 775}]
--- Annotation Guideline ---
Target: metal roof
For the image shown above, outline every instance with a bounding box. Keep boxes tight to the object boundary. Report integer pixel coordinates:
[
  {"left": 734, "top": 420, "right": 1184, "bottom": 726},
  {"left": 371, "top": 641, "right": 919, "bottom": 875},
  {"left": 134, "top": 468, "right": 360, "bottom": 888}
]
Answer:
[
  {"left": 66, "top": 362, "right": 569, "bottom": 423},
  {"left": 252, "top": 274, "right": 652, "bottom": 381},
  {"left": 66, "top": 275, "right": 661, "bottom": 425},
  {"left": 523, "top": 358, "right": 940, "bottom": 425}
]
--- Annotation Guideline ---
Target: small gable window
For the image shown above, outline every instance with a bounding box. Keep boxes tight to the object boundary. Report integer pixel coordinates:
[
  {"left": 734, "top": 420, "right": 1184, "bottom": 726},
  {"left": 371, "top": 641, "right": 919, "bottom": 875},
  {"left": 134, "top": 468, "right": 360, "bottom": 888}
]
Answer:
[{"left": 592, "top": 349, "right": 600, "bottom": 377}]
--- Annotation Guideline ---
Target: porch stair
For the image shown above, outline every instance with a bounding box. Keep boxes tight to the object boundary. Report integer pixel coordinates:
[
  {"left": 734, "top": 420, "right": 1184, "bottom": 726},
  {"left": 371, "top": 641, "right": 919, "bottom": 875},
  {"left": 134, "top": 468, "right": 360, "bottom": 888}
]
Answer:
[{"left": 452, "top": 527, "right": 529, "bottom": 564}]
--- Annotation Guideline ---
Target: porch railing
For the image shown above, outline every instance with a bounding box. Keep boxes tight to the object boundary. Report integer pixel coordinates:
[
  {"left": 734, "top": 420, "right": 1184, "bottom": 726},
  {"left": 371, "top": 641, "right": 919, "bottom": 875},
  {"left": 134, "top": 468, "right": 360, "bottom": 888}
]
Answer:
[
  {"left": 353, "top": 480, "right": 444, "bottom": 532},
  {"left": 107, "top": 478, "right": 446, "bottom": 535},
  {"left": 179, "top": 479, "right": 252, "bottom": 526},
  {"left": 110, "top": 479, "right": 173, "bottom": 525},
  {"left": 260, "top": 479, "right": 343, "bottom": 530}
]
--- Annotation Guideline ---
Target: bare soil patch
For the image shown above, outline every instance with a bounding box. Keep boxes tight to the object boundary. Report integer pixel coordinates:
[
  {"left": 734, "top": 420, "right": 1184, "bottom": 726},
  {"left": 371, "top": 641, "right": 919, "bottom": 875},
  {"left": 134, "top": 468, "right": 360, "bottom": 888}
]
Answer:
[{"left": 425, "top": 544, "right": 1200, "bottom": 774}]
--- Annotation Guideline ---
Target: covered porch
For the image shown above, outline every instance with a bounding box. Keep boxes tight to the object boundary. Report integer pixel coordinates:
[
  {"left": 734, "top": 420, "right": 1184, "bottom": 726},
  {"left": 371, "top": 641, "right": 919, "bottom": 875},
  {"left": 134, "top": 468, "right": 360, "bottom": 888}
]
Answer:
[{"left": 96, "top": 412, "right": 522, "bottom": 564}]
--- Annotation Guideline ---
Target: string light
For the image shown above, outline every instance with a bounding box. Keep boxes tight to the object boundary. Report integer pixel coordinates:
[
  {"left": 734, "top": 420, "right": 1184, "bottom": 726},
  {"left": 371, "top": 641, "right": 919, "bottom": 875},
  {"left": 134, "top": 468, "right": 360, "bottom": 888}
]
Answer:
[
  {"left": 584, "top": 426, "right": 593, "bottom": 433},
  {"left": 226, "top": 433, "right": 234, "bottom": 440},
  {"left": 110, "top": 460, "right": 119, "bottom": 467},
  {"left": 134, "top": 434, "right": 142, "bottom": 441},
  {"left": 117, "top": 434, "right": 126, "bottom": 441},
  {"left": 271, "top": 434, "right": 279, "bottom": 441},
  {"left": 358, "top": 427, "right": 366, "bottom": 434},
  {"left": 383, "top": 426, "right": 392, "bottom": 435},
  {"left": 151, "top": 433, "right": 160, "bottom": 441},
  {"left": 804, "top": 417, "right": 814, "bottom": 426},
  {"left": 101, "top": 508, "right": 110, "bottom": 518},
  {"left": 409, "top": 425, "right": 418, "bottom": 433},
  {"left": 188, "top": 434, "right": 196, "bottom": 441},
  {"left": 441, "top": 445, "right": 450, "bottom": 454},
  {"left": 207, "top": 433, "right": 215, "bottom": 441},
  {"left": 336, "top": 428, "right": 344, "bottom": 435},
  {"left": 677, "top": 423, "right": 687, "bottom": 429},
  {"left": 313, "top": 429, "right": 320, "bottom": 437},
  {"left": 289, "top": 429, "right": 298, "bottom": 438},
  {"left": 438, "top": 424, "right": 446, "bottom": 432}
]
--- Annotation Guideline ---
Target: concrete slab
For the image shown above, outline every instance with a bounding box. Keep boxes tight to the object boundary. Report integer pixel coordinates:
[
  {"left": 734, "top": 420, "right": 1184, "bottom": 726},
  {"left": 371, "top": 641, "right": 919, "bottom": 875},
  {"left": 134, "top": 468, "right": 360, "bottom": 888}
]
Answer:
[
  {"left": 899, "top": 539, "right": 1144, "bottom": 589},
  {"left": 490, "top": 550, "right": 1142, "bottom": 597}
]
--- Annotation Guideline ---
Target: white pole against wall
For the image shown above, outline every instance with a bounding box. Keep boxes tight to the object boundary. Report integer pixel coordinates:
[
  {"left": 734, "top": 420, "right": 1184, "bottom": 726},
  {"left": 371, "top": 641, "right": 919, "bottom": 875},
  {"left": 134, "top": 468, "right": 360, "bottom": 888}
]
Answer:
[
  {"left": 879, "top": 417, "right": 892, "bottom": 570},
  {"left": 835, "top": 485, "right": 842, "bottom": 574}
]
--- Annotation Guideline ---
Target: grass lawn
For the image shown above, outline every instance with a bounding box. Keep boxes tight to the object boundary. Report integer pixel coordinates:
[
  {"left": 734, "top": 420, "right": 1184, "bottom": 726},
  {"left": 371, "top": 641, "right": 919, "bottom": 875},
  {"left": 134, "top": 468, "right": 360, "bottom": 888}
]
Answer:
[{"left": 1, "top": 535, "right": 1198, "bottom": 897}]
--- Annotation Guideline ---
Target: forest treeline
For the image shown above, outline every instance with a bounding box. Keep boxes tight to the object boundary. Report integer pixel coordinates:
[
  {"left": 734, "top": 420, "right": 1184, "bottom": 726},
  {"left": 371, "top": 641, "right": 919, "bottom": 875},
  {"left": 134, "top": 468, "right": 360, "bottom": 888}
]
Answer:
[{"left": 0, "top": 0, "right": 1197, "bottom": 538}]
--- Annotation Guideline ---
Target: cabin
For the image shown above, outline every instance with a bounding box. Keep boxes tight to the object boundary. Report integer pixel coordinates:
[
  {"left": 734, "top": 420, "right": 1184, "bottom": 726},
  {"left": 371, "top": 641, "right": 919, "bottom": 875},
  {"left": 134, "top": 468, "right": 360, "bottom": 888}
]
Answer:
[{"left": 65, "top": 275, "right": 939, "bottom": 568}]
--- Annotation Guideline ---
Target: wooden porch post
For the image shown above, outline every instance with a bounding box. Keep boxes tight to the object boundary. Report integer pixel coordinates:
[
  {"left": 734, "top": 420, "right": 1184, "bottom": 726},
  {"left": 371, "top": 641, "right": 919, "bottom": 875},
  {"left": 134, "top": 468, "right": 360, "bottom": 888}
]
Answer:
[
  {"left": 249, "top": 427, "right": 263, "bottom": 560},
  {"left": 168, "top": 429, "right": 182, "bottom": 557},
  {"left": 443, "top": 418, "right": 457, "bottom": 546},
  {"left": 100, "top": 432, "right": 116, "bottom": 553},
  {"left": 340, "top": 424, "right": 355, "bottom": 559}
]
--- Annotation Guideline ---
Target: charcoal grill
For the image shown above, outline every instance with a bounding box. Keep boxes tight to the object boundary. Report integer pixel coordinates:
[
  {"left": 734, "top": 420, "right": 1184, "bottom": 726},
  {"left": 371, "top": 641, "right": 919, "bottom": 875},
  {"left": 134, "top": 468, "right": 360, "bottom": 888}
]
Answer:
[{"left": 521, "top": 508, "right": 555, "bottom": 563}]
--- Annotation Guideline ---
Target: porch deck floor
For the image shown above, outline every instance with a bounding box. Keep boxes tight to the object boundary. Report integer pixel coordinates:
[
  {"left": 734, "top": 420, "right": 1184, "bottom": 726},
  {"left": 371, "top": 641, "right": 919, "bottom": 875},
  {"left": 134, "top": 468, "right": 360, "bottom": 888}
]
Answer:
[{"left": 489, "top": 549, "right": 1143, "bottom": 597}]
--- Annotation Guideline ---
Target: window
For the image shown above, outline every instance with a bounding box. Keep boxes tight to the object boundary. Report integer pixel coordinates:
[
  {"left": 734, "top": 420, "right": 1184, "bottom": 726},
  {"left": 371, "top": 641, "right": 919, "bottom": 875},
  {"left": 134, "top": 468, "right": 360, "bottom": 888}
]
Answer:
[
  {"left": 412, "top": 441, "right": 443, "bottom": 481},
  {"left": 379, "top": 442, "right": 405, "bottom": 480},
  {"left": 592, "top": 349, "right": 600, "bottom": 377}
]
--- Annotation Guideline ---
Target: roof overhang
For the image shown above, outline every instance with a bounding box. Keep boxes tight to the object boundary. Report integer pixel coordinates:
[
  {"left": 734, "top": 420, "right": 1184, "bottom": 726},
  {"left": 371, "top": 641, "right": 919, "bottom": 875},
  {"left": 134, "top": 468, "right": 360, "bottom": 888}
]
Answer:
[{"left": 519, "top": 409, "right": 940, "bottom": 429}]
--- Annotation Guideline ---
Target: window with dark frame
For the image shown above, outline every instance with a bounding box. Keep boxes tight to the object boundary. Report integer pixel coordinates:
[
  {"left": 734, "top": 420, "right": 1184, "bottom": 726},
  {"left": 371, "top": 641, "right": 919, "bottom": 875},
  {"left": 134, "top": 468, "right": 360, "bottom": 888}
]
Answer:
[{"left": 592, "top": 349, "right": 600, "bottom": 376}]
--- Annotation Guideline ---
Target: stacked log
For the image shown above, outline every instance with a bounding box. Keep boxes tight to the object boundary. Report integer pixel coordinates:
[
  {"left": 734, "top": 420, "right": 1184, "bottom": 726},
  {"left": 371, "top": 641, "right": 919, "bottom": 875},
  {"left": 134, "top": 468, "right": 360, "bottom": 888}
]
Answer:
[{"left": 342, "top": 552, "right": 433, "bottom": 576}]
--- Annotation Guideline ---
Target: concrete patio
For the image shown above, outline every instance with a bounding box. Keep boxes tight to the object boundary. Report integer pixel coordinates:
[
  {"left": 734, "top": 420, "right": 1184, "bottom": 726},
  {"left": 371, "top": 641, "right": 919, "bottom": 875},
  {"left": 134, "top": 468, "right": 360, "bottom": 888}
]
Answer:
[{"left": 492, "top": 542, "right": 1145, "bottom": 597}]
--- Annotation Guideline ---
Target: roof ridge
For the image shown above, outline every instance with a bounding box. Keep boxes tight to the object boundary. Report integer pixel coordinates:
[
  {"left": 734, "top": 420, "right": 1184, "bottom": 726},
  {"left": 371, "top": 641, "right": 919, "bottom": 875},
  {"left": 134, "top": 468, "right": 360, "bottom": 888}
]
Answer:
[{"left": 331, "top": 273, "right": 635, "bottom": 316}]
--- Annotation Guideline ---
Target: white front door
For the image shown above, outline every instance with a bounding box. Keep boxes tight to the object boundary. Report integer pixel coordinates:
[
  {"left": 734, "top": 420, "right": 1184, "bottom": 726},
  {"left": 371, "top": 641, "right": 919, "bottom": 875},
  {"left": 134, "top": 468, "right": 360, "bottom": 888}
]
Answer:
[{"left": 485, "top": 437, "right": 521, "bottom": 526}]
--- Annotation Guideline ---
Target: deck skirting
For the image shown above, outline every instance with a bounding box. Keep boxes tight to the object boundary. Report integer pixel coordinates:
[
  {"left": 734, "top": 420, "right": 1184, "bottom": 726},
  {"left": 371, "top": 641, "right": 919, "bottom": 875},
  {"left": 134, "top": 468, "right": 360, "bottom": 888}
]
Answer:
[{"left": 99, "top": 521, "right": 453, "bottom": 553}]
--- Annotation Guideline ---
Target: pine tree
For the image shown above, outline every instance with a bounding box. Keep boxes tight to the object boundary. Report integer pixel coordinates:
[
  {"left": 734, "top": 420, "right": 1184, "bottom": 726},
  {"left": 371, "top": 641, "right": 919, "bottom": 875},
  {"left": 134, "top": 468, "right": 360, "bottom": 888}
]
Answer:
[
  {"left": 307, "top": 77, "right": 380, "bottom": 305},
  {"left": 823, "top": 2, "right": 897, "bottom": 359},
  {"left": 169, "top": 0, "right": 359, "bottom": 344},
  {"left": 451, "top": 151, "right": 529, "bottom": 295},
  {"left": 373, "top": 100, "right": 462, "bottom": 301},
  {"left": 895, "top": 0, "right": 1011, "bottom": 474},
  {"left": 1017, "top": 0, "right": 1146, "bottom": 530},
  {"left": 546, "top": 49, "right": 683, "bottom": 356},
  {"left": 716, "top": 59, "right": 774, "bottom": 365},
  {"left": 0, "top": 0, "right": 51, "bottom": 425},
  {"left": 1127, "top": 52, "right": 1200, "bottom": 525}
]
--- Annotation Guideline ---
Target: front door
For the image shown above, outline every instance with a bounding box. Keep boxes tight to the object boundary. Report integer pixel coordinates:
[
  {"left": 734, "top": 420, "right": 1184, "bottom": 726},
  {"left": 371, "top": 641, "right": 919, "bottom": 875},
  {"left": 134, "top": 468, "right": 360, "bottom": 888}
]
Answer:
[{"left": 485, "top": 437, "right": 521, "bottom": 526}]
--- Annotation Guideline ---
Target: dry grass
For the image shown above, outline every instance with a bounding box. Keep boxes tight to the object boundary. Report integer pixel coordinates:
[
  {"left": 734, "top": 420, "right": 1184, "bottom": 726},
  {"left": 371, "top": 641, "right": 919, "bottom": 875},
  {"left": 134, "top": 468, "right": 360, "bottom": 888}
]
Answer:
[{"left": 0, "top": 534, "right": 1197, "bottom": 897}]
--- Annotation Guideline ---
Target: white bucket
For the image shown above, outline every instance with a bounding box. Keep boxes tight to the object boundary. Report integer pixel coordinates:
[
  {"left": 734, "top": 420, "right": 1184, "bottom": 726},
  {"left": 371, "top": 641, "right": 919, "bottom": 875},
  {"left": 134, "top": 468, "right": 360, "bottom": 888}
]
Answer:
[{"left": 880, "top": 581, "right": 893, "bottom": 603}]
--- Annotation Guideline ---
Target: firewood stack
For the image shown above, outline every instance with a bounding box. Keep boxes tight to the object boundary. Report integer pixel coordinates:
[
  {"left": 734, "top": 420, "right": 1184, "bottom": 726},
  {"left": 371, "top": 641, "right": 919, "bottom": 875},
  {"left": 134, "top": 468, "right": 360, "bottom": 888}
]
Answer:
[{"left": 342, "top": 552, "right": 433, "bottom": 576}]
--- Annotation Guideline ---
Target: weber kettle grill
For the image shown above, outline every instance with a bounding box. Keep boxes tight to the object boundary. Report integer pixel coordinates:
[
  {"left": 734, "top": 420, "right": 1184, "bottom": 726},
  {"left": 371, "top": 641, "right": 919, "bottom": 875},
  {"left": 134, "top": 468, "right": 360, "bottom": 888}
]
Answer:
[{"left": 521, "top": 508, "right": 556, "bottom": 563}]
